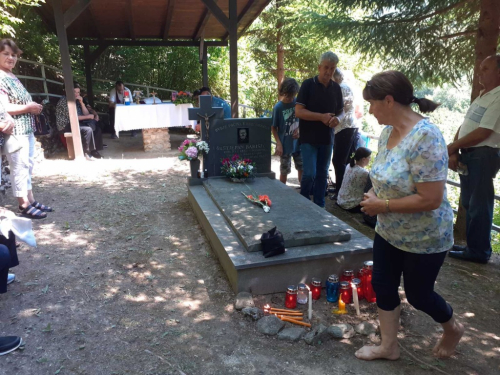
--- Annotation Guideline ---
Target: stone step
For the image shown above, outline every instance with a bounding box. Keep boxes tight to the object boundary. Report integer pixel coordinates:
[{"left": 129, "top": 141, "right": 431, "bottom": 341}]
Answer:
[{"left": 188, "top": 184, "right": 373, "bottom": 295}]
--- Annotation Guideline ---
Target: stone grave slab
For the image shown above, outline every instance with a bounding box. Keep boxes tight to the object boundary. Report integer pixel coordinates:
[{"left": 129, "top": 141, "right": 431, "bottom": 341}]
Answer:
[
  {"left": 188, "top": 183, "right": 373, "bottom": 294},
  {"left": 203, "top": 177, "right": 351, "bottom": 252}
]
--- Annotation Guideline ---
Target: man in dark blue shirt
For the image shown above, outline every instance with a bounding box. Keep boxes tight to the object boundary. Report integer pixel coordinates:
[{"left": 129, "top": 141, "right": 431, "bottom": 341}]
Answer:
[{"left": 296, "top": 51, "right": 345, "bottom": 207}]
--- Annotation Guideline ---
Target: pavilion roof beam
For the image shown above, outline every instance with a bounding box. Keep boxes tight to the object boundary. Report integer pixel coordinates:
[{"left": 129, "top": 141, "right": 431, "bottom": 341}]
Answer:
[
  {"left": 163, "top": 0, "right": 176, "bottom": 40},
  {"left": 128, "top": 0, "right": 136, "bottom": 40},
  {"left": 193, "top": 0, "right": 218, "bottom": 40},
  {"left": 63, "top": 0, "right": 92, "bottom": 29},
  {"left": 68, "top": 39, "right": 228, "bottom": 47},
  {"left": 199, "top": 0, "right": 230, "bottom": 32},
  {"left": 222, "top": 0, "right": 258, "bottom": 40}
]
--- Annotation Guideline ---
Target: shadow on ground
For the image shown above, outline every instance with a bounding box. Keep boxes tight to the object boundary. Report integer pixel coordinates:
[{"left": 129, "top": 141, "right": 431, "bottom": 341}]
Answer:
[{"left": 0, "top": 132, "right": 497, "bottom": 375}]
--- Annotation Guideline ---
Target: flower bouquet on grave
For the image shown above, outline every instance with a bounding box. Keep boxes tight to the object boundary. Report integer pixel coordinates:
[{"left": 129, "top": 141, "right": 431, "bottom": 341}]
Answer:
[
  {"left": 241, "top": 187, "right": 272, "bottom": 213},
  {"left": 221, "top": 154, "right": 256, "bottom": 183},
  {"left": 178, "top": 139, "right": 209, "bottom": 161},
  {"left": 173, "top": 91, "right": 193, "bottom": 105}
]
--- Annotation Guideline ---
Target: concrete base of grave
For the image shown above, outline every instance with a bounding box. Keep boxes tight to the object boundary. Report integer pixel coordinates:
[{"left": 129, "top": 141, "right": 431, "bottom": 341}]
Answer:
[
  {"left": 188, "top": 179, "right": 373, "bottom": 295},
  {"left": 142, "top": 128, "right": 171, "bottom": 152}
]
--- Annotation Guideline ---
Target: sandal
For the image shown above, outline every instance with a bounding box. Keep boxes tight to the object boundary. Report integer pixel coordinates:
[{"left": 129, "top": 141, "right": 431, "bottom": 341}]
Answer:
[
  {"left": 31, "top": 201, "right": 53, "bottom": 212},
  {"left": 19, "top": 205, "right": 47, "bottom": 220}
]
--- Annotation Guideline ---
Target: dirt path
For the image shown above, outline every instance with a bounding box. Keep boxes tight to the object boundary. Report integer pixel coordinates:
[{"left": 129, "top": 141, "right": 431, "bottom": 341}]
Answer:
[{"left": 0, "top": 132, "right": 498, "bottom": 375}]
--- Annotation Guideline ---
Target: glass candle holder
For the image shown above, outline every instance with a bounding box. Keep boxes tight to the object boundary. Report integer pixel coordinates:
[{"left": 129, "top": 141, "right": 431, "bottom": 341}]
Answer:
[
  {"left": 340, "top": 281, "right": 352, "bottom": 304},
  {"left": 297, "top": 283, "right": 308, "bottom": 304},
  {"left": 310, "top": 278, "right": 322, "bottom": 300},
  {"left": 352, "top": 278, "right": 363, "bottom": 301},
  {"left": 285, "top": 285, "right": 298, "bottom": 309},
  {"left": 363, "top": 261, "right": 376, "bottom": 303},
  {"left": 326, "top": 274, "right": 339, "bottom": 303},
  {"left": 341, "top": 270, "right": 354, "bottom": 283},
  {"left": 356, "top": 269, "right": 365, "bottom": 299}
]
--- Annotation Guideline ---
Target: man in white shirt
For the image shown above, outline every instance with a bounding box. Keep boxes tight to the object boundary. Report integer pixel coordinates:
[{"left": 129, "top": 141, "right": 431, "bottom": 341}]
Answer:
[
  {"left": 448, "top": 54, "right": 500, "bottom": 264},
  {"left": 108, "top": 81, "right": 134, "bottom": 138}
]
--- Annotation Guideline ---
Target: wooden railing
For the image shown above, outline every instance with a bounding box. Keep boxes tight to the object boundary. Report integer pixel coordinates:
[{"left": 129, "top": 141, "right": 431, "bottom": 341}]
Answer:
[{"left": 16, "top": 58, "right": 253, "bottom": 116}]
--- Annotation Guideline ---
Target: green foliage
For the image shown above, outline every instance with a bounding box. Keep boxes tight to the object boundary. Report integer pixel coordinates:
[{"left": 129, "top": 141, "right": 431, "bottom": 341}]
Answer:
[
  {"left": 0, "top": 0, "right": 43, "bottom": 37},
  {"left": 302, "top": 0, "right": 481, "bottom": 86}
]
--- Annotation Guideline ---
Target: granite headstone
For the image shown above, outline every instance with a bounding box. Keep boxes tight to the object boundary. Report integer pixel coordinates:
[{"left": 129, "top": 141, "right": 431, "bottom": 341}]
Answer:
[{"left": 189, "top": 96, "right": 274, "bottom": 178}]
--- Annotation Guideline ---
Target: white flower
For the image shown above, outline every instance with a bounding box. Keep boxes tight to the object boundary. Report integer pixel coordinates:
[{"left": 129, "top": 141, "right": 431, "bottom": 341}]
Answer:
[
  {"left": 263, "top": 206, "right": 270, "bottom": 213},
  {"left": 249, "top": 165, "right": 253, "bottom": 170}
]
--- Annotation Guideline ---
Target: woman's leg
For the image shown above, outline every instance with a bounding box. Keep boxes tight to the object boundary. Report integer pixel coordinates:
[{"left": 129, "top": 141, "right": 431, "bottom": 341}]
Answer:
[
  {"left": 402, "top": 251, "right": 464, "bottom": 357},
  {"left": 356, "top": 234, "right": 403, "bottom": 360},
  {"left": 5, "top": 135, "right": 30, "bottom": 208}
]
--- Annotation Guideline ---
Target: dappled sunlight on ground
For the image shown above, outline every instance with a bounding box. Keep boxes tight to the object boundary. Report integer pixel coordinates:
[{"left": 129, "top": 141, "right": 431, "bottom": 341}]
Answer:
[{"left": 0, "top": 132, "right": 497, "bottom": 374}]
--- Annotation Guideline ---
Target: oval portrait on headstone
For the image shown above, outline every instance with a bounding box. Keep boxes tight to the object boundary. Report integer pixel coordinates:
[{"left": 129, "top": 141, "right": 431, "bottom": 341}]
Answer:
[{"left": 238, "top": 128, "right": 249, "bottom": 144}]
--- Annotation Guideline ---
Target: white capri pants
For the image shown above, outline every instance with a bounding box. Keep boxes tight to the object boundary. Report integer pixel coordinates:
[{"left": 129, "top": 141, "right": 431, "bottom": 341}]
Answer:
[{"left": 6, "top": 133, "right": 35, "bottom": 198}]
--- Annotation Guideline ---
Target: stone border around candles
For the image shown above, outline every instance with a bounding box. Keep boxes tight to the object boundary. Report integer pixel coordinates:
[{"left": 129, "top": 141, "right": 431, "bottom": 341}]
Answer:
[{"left": 234, "top": 292, "right": 379, "bottom": 345}]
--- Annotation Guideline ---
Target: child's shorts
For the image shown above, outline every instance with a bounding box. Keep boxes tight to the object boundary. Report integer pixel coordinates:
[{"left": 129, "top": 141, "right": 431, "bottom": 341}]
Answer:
[{"left": 280, "top": 152, "right": 303, "bottom": 175}]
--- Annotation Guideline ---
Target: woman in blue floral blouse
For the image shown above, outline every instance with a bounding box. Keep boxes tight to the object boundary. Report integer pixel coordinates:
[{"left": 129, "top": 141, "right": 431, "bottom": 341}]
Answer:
[
  {"left": 356, "top": 71, "right": 463, "bottom": 361},
  {"left": 0, "top": 39, "right": 52, "bottom": 219}
]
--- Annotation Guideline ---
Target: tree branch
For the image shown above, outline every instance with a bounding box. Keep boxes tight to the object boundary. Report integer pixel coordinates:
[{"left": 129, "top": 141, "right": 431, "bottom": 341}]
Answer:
[
  {"left": 440, "top": 29, "right": 478, "bottom": 39},
  {"left": 360, "top": 0, "right": 473, "bottom": 26}
]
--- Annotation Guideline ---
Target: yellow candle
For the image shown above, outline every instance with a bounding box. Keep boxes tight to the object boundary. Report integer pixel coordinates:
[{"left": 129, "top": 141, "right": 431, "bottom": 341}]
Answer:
[{"left": 338, "top": 295, "right": 346, "bottom": 312}]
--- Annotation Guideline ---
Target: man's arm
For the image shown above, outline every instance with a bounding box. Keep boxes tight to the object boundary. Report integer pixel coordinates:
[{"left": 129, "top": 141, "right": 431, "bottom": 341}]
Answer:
[
  {"left": 295, "top": 104, "right": 334, "bottom": 126},
  {"left": 447, "top": 127, "right": 493, "bottom": 155}
]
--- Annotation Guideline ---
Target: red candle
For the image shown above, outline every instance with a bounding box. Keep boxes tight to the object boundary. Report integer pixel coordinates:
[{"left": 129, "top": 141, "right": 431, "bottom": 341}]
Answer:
[
  {"left": 341, "top": 270, "right": 354, "bottom": 283},
  {"left": 339, "top": 281, "right": 352, "bottom": 304},
  {"left": 363, "top": 261, "right": 376, "bottom": 303},
  {"left": 356, "top": 269, "right": 365, "bottom": 300},
  {"left": 285, "top": 285, "right": 298, "bottom": 309},
  {"left": 352, "top": 278, "right": 363, "bottom": 301},
  {"left": 310, "top": 278, "right": 321, "bottom": 300}
]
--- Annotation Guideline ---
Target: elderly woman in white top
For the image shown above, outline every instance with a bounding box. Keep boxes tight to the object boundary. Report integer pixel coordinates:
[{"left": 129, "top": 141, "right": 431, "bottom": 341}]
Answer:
[{"left": 331, "top": 68, "right": 359, "bottom": 196}]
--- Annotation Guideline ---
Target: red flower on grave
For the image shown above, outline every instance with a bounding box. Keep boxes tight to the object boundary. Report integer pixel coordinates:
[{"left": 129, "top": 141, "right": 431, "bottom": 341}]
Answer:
[
  {"left": 231, "top": 154, "right": 240, "bottom": 161},
  {"left": 259, "top": 195, "right": 272, "bottom": 207}
]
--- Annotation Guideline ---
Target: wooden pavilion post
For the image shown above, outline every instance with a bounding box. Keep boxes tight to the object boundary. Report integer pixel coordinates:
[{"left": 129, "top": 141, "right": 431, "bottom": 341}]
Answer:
[
  {"left": 228, "top": 0, "right": 238, "bottom": 118},
  {"left": 83, "top": 45, "right": 94, "bottom": 107},
  {"left": 53, "top": 0, "right": 84, "bottom": 159},
  {"left": 200, "top": 40, "right": 208, "bottom": 87}
]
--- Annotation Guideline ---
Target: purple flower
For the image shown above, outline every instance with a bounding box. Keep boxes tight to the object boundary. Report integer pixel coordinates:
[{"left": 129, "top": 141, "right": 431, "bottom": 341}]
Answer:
[{"left": 186, "top": 146, "right": 198, "bottom": 159}]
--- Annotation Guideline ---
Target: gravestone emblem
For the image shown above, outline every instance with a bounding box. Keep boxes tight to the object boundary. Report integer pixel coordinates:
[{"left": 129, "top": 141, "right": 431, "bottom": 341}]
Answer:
[{"left": 188, "top": 95, "right": 224, "bottom": 142}]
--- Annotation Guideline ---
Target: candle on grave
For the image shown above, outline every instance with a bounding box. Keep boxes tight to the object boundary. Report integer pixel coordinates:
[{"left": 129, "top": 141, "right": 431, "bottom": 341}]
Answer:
[
  {"left": 285, "top": 286, "right": 297, "bottom": 309},
  {"left": 307, "top": 285, "right": 312, "bottom": 321},
  {"left": 338, "top": 294, "right": 346, "bottom": 313},
  {"left": 310, "top": 278, "right": 322, "bottom": 300},
  {"left": 351, "top": 281, "right": 360, "bottom": 316}
]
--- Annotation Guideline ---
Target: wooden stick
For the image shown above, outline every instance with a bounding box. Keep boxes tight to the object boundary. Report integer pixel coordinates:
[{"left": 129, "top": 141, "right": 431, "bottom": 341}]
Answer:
[
  {"left": 269, "top": 308, "right": 300, "bottom": 313},
  {"left": 280, "top": 317, "right": 311, "bottom": 327},
  {"left": 271, "top": 312, "right": 303, "bottom": 316},
  {"left": 273, "top": 314, "right": 303, "bottom": 321},
  {"left": 270, "top": 308, "right": 302, "bottom": 315}
]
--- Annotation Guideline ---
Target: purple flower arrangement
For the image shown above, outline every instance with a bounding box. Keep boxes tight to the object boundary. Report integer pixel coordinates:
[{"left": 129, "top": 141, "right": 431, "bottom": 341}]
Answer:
[{"left": 178, "top": 139, "right": 210, "bottom": 161}]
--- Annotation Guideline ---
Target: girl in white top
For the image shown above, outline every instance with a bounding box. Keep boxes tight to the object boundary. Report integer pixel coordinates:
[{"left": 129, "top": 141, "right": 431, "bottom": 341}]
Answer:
[{"left": 337, "top": 147, "right": 372, "bottom": 212}]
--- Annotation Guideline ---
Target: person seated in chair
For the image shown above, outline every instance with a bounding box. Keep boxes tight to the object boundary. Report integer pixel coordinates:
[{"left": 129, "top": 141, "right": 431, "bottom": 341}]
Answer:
[
  {"left": 56, "top": 83, "right": 104, "bottom": 160},
  {"left": 108, "top": 81, "right": 135, "bottom": 138}
]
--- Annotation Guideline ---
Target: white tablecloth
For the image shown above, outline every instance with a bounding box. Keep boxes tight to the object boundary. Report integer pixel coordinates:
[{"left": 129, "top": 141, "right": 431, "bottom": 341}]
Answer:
[{"left": 114, "top": 103, "right": 196, "bottom": 136}]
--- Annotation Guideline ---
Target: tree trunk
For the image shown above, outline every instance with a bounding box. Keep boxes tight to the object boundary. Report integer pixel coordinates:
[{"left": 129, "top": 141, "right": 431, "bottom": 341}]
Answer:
[
  {"left": 276, "top": 0, "right": 284, "bottom": 99},
  {"left": 455, "top": 0, "right": 500, "bottom": 242}
]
